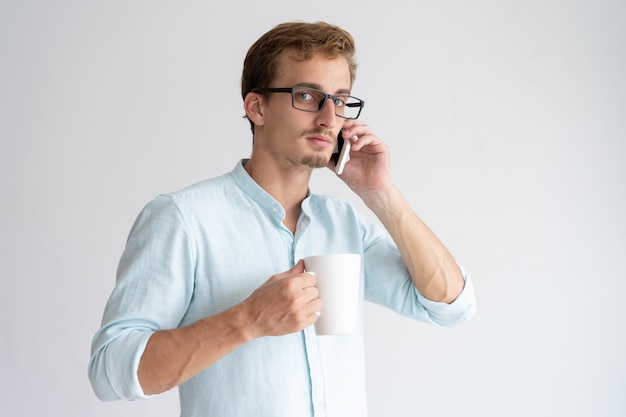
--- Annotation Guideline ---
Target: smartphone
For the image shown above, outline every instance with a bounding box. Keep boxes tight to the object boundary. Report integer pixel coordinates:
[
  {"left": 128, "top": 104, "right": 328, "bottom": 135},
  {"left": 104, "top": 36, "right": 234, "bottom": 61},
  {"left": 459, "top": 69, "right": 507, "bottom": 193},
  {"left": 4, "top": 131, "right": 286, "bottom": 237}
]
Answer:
[{"left": 332, "top": 132, "right": 351, "bottom": 175}]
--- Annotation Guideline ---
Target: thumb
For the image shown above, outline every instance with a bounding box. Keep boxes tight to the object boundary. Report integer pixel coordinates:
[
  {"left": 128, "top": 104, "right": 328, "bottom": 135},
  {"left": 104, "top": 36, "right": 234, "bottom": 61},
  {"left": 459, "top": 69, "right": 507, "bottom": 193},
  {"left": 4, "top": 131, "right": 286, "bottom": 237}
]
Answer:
[
  {"left": 268, "top": 259, "right": 305, "bottom": 282},
  {"left": 292, "top": 259, "right": 305, "bottom": 273}
]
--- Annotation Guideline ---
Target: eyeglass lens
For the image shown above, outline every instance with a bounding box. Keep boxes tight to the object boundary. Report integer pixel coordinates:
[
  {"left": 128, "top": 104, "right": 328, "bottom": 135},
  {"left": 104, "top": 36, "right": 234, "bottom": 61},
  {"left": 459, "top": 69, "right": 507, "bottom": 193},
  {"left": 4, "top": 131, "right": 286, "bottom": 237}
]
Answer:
[{"left": 292, "top": 87, "right": 362, "bottom": 119}]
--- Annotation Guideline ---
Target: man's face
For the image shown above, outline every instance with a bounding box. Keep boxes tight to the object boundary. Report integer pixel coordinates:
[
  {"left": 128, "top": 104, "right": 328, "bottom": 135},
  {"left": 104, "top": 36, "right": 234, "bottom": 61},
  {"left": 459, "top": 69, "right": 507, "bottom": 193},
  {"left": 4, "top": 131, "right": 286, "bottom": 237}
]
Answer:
[{"left": 256, "top": 52, "right": 352, "bottom": 170}]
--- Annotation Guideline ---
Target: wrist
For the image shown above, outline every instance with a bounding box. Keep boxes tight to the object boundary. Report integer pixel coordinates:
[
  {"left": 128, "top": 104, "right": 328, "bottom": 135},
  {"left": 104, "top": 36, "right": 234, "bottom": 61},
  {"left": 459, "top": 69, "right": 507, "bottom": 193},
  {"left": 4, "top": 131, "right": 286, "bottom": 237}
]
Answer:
[
  {"left": 204, "top": 303, "right": 258, "bottom": 346},
  {"left": 239, "top": 306, "right": 259, "bottom": 344}
]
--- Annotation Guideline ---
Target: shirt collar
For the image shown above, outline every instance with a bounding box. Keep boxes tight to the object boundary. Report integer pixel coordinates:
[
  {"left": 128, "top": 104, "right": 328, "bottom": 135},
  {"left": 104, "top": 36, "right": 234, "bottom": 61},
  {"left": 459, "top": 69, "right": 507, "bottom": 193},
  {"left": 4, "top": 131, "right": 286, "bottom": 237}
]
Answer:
[
  {"left": 230, "top": 159, "right": 314, "bottom": 224},
  {"left": 230, "top": 159, "right": 286, "bottom": 222}
]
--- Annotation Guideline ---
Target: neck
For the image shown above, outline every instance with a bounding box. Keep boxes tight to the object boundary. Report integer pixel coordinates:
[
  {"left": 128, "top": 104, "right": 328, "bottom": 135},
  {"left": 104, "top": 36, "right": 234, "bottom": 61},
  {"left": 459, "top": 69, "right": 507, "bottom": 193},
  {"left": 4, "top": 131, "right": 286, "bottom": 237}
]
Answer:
[{"left": 244, "top": 156, "right": 311, "bottom": 233}]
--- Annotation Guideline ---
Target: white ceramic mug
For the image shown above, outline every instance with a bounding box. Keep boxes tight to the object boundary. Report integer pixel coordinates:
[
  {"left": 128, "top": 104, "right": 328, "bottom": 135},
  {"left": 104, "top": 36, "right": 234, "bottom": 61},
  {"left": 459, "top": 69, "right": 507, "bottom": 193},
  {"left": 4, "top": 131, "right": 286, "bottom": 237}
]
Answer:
[{"left": 303, "top": 253, "right": 361, "bottom": 335}]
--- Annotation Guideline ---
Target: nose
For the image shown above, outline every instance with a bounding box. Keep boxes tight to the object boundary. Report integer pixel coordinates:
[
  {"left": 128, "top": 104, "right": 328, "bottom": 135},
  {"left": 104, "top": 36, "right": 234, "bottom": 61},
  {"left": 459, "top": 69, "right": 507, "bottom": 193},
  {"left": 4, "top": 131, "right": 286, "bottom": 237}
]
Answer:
[{"left": 315, "top": 97, "right": 338, "bottom": 128}]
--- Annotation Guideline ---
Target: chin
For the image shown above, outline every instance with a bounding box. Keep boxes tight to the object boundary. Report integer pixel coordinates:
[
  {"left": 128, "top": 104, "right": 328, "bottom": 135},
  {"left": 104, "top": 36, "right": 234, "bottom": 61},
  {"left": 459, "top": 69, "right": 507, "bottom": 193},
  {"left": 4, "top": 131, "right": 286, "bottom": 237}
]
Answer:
[{"left": 301, "top": 155, "right": 329, "bottom": 169}]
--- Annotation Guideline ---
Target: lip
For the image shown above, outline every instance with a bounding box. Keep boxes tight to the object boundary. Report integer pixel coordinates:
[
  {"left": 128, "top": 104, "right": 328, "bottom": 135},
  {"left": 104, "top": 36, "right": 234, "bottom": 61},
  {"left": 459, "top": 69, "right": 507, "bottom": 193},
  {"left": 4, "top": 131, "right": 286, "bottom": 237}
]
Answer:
[{"left": 306, "top": 135, "right": 333, "bottom": 148}]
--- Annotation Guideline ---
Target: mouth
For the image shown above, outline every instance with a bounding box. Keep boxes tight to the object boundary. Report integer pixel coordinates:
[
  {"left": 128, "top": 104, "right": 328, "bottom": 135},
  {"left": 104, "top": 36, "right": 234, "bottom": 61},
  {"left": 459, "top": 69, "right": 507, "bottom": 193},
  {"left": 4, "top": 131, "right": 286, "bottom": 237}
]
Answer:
[{"left": 306, "top": 134, "right": 333, "bottom": 149}]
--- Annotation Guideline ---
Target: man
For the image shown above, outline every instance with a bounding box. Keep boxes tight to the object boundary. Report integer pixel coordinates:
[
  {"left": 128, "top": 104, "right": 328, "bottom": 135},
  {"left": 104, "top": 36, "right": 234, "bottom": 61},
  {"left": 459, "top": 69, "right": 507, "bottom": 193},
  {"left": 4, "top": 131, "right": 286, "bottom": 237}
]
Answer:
[{"left": 89, "top": 21, "right": 476, "bottom": 416}]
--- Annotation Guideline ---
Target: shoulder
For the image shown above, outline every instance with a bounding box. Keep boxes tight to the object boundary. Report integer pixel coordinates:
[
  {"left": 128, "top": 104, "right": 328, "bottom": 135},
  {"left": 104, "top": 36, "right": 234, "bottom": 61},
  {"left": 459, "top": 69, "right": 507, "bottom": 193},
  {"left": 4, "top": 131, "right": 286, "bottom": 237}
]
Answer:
[
  {"left": 168, "top": 172, "right": 234, "bottom": 202},
  {"left": 148, "top": 171, "right": 243, "bottom": 215},
  {"left": 308, "top": 193, "right": 354, "bottom": 210},
  {"left": 131, "top": 172, "right": 237, "bottom": 227},
  {"left": 306, "top": 193, "right": 374, "bottom": 228}
]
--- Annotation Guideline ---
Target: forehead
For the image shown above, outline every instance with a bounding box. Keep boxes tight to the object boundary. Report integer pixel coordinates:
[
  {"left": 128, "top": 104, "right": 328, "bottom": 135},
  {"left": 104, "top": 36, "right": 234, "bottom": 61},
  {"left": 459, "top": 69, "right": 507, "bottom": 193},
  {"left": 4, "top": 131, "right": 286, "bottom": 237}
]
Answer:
[{"left": 274, "top": 51, "right": 352, "bottom": 92}]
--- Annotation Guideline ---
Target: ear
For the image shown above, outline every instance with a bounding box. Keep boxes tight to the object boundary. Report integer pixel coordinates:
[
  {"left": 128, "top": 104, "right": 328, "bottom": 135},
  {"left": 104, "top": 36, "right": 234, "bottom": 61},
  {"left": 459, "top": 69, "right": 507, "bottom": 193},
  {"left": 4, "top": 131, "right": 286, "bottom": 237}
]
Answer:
[{"left": 244, "top": 92, "right": 265, "bottom": 128}]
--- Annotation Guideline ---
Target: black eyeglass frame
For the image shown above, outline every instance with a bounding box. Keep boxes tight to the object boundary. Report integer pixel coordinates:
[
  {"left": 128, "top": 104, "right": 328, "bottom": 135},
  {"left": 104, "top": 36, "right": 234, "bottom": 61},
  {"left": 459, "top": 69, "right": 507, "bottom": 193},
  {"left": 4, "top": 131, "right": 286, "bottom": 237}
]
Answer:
[{"left": 251, "top": 86, "right": 365, "bottom": 120}]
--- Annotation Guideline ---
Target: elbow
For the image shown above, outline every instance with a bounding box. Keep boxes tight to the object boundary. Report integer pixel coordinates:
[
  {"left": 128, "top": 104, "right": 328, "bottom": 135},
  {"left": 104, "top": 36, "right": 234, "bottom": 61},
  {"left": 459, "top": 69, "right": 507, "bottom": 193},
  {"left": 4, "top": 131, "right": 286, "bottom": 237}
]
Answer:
[{"left": 137, "top": 365, "right": 178, "bottom": 396}]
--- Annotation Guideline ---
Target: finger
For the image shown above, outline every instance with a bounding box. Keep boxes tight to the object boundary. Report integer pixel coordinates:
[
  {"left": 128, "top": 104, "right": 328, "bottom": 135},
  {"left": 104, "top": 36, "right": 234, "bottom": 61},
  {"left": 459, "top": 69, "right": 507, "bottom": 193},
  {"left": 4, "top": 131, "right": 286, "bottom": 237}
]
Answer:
[
  {"left": 292, "top": 259, "right": 305, "bottom": 273},
  {"left": 341, "top": 121, "right": 368, "bottom": 138},
  {"left": 301, "top": 282, "right": 319, "bottom": 298},
  {"left": 348, "top": 133, "right": 375, "bottom": 152},
  {"left": 307, "top": 298, "right": 324, "bottom": 317},
  {"left": 341, "top": 119, "right": 358, "bottom": 130},
  {"left": 299, "top": 271, "right": 317, "bottom": 289},
  {"left": 268, "top": 260, "right": 305, "bottom": 282},
  {"left": 343, "top": 130, "right": 374, "bottom": 151}
]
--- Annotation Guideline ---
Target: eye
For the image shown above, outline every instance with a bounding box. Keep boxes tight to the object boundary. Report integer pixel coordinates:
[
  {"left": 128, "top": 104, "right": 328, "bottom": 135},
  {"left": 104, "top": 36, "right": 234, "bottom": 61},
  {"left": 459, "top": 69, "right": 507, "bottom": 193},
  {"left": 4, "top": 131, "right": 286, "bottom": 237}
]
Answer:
[
  {"left": 295, "top": 89, "right": 320, "bottom": 103},
  {"left": 333, "top": 96, "right": 348, "bottom": 108},
  {"left": 296, "top": 91, "right": 312, "bottom": 101}
]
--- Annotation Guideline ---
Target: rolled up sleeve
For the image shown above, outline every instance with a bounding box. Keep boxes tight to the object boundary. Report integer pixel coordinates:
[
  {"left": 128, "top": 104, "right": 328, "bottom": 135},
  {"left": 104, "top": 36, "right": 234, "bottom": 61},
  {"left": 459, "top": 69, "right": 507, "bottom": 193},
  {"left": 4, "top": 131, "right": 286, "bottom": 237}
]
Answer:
[
  {"left": 88, "top": 326, "right": 154, "bottom": 400},
  {"left": 414, "top": 265, "right": 477, "bottom": 327},
  {"left": 88, "top": 195, "right": 196, "bottom": 400},
  {"left": 363, "top": 218, "right": 476, "bottom": 328}
]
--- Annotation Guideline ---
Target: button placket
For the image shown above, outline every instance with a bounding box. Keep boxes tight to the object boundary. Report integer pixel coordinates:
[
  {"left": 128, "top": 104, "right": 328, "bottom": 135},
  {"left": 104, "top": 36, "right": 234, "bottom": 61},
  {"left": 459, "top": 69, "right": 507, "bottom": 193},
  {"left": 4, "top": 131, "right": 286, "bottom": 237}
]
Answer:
[{"left": 303, "top": 326, "right": 325, "bottom": 417}]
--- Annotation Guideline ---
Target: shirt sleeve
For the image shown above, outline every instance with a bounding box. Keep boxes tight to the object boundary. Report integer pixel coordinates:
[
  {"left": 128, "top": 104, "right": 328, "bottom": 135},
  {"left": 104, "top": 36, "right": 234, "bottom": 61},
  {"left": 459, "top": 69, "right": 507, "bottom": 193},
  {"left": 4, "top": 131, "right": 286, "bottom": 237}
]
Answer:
[
  {"left": 413, "top": 264, "right": 476, "bottom": 327},
  {"left": 88, "top": 195, "right": 196, "bottom": 400},
  {"left": 362, "top": 218, "right": 476, "bottom": 328}
]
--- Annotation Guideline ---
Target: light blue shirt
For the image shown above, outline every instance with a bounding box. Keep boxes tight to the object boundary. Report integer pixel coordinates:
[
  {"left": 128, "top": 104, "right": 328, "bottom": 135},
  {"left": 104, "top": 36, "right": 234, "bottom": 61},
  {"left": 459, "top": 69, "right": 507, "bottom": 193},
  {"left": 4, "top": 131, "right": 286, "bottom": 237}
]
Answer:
[{"left": 89, "top": 160, "right": 476, "bottom": 417}]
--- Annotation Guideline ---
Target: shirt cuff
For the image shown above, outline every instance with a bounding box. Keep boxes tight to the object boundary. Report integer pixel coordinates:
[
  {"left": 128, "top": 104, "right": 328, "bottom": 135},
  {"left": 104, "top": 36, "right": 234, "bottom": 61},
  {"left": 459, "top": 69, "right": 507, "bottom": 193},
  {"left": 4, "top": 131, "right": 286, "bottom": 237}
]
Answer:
[
  {"left": 415, "top": 264, "right": 477, "bottom": 327},
  {"left": 104, "top": 330, "right": 155, "bottom": 400}
]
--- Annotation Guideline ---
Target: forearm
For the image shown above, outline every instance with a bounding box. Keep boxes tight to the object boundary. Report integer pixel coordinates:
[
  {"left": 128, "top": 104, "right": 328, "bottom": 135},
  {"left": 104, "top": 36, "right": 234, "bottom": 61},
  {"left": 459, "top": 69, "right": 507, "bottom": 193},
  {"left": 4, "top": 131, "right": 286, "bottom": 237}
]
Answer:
[
  {"left": 138, "top": 303, "right": 253, "bottom": 395},
  {"left": 137, "top": 262, "right": 319, "bottom": 395},
  {"left": 362, "top": 185, "right": 465, "bottom": 303}
]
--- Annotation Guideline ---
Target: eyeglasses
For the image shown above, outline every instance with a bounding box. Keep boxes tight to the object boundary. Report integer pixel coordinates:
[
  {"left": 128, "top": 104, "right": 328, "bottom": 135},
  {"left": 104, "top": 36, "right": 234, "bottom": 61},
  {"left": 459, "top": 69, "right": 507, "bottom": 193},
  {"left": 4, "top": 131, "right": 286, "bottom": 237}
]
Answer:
[{"left": 251, "top": 86, "right": 365, "bottom": 119}]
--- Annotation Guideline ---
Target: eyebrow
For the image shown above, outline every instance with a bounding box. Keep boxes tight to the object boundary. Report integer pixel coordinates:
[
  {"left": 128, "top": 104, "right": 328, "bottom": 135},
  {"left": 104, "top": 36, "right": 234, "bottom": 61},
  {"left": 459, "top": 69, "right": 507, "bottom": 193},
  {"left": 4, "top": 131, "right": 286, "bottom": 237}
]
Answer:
[{"left": 295, "top": 82, "right": 351, "bottom": 95}]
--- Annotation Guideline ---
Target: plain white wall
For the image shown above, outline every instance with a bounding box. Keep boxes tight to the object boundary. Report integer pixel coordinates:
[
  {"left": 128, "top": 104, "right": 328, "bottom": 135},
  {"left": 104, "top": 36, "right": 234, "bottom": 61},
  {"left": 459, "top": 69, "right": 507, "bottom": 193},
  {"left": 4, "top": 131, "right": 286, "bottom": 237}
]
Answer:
[{"left": 1, "top": 1, "right": 624, "bottom": 416}]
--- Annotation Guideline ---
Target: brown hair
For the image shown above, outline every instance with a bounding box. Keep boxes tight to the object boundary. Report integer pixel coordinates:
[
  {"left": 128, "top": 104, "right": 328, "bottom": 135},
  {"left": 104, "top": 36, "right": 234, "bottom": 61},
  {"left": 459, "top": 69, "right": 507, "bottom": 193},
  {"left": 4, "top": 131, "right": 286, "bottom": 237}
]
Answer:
[{"left": 241, "top": 21, "right": 358, "bottom": 131}]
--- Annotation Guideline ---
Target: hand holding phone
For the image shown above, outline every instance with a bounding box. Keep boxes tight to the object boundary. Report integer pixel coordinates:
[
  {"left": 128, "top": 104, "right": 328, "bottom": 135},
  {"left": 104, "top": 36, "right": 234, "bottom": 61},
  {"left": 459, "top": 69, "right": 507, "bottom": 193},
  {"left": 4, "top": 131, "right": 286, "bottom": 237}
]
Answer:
[{"left": 332, "top": 132, "right": 351, "bottom": 175}]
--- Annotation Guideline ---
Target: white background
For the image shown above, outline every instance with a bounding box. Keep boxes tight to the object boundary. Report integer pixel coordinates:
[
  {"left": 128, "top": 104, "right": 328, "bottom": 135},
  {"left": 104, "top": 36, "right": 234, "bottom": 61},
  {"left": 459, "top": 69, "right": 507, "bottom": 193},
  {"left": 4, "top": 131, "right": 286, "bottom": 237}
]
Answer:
[{"left": 1, "top": 1, "right": 624, "bottom": 416}]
